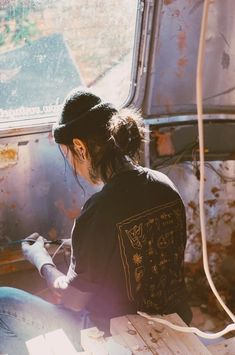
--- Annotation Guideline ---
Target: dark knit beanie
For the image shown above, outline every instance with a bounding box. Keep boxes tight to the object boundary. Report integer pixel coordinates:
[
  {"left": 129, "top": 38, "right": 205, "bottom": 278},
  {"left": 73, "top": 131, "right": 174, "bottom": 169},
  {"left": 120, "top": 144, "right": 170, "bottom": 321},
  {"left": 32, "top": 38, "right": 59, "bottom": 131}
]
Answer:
[{"left": 53, "top": 89, "right": 117, "bottom": 144}]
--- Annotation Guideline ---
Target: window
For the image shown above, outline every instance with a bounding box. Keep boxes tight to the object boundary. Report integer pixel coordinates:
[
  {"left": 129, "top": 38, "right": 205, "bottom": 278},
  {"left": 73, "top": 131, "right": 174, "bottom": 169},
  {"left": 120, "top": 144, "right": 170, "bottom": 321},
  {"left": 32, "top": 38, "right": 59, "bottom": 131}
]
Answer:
[{"left": 0, "top": 0, "right": 138, "bottom": 124}]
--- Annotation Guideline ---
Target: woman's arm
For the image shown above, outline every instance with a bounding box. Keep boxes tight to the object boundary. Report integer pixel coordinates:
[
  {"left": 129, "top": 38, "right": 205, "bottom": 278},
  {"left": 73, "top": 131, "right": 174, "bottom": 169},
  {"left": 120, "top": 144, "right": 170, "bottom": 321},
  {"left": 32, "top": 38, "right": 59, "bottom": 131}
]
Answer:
[
  {"left": 41, "top": 264, "right": 92, "bottom": 311},
  {"left": 22, "top": 233, "right": 92, "bottom": 312}
]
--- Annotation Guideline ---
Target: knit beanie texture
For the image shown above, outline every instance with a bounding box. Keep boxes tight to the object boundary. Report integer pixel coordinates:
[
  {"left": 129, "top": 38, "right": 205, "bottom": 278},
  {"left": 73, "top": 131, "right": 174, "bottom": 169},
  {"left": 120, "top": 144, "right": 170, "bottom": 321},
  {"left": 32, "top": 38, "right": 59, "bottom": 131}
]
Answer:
[{"left": 53, "top": 90, "right": 117, "bottom": 144}]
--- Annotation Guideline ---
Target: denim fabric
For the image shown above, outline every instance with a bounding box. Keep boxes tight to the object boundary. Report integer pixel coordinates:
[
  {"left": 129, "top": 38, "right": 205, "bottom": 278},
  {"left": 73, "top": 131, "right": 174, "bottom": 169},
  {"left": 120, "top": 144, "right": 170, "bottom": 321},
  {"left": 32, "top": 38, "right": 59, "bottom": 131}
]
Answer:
[{"left": 0, "top": 287, "right": 93, "bottom": 355}]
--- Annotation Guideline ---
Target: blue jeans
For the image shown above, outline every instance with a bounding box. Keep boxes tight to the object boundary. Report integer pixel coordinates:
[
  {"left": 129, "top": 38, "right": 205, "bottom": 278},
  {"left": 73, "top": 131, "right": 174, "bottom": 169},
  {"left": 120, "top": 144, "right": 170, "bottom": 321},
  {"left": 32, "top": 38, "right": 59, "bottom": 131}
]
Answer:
[{"left": 0, "top": 287, "right": 93, "bottom": 355}]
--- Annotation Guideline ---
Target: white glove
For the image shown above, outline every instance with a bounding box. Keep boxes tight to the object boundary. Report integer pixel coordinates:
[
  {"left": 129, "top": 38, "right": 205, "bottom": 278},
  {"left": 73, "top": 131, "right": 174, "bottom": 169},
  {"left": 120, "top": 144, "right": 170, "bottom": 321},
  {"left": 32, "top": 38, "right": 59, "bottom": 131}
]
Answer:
[{"left": 22, "top": 232, "right": 55, "bottom": 276}]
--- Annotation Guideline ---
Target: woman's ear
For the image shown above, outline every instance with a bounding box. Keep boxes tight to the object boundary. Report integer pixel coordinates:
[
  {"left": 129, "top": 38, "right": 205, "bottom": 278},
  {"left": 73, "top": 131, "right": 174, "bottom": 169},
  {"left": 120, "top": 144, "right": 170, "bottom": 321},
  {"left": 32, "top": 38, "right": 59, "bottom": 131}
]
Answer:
[{"left": 73, "top": 138, "right": 87, "bottom": 160}]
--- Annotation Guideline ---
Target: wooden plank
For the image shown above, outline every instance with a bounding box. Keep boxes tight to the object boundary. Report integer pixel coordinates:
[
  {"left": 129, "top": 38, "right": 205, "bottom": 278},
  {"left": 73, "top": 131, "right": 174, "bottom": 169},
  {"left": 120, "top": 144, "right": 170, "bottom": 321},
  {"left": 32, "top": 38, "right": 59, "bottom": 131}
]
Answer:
[
  {"left": 163, "top": 313, "right": 211, "bottom": 354},
  {"left": 207, "top": 337, "right": 235, "bottom": 354},
  {"left": 117, "top": 313, "right": 212, "bottom": 355},
  {"left": 110, "top": 315, "right": 153, "bottom": 354},
  {"left": 127, "top": 314, "right": 189, "bottom": 355},
  {"left": 104, "top": 336, "right": 133, "bottom": 354},
  {"left": 81, "top": 327, "right": 132, "bottom": 355},
  {"left": 81, "top": 327, "right": 109, "bottom": 355}
]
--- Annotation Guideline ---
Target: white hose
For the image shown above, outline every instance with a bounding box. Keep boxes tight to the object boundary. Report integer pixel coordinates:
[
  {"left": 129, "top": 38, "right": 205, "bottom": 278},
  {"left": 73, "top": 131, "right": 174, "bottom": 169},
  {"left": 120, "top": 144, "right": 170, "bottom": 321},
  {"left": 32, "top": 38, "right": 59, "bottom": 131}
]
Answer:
[
  {"left": 196, "top": 0, "right": 235, "bottom": 323},
  {"left": 138, "top": 312, "right": 235, "bottom": 340}
]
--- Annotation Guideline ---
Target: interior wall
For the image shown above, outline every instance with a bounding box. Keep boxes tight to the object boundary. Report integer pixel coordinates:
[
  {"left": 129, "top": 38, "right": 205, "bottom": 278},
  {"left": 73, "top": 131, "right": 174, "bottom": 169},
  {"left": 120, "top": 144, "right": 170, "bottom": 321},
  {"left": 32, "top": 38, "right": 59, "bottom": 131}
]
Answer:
[{"left": 0, "top": 130, "right": 98, "bottom": 245}]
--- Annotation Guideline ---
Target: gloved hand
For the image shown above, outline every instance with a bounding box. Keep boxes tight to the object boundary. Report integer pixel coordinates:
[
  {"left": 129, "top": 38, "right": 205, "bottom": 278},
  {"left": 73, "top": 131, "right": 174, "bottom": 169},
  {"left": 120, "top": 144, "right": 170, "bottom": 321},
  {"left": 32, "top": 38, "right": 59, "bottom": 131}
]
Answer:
[{"left": 22, "top": 232, "right": 55, "bottom": 276}]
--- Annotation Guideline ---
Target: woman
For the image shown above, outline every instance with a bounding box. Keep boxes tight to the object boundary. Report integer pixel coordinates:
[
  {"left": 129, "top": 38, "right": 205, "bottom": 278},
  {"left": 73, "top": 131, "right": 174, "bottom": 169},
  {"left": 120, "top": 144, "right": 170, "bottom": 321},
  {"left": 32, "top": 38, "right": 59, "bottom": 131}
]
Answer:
[{"left": 0, "top": 89, "right": 192, "bottom": 354}]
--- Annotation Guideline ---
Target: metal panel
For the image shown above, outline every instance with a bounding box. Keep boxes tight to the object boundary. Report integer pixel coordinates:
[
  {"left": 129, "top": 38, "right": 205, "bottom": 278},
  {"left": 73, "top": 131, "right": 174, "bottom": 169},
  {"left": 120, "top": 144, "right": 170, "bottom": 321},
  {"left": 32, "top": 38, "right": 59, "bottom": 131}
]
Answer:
[
  {"left": 142, "top": 0, "right": 235, "bottom": 117},
  {"left": 149, "top": 121, "right": 235, "bottom": 165},
  {"left": 0, "top": 131, "right": 99, "bottom": 245}
]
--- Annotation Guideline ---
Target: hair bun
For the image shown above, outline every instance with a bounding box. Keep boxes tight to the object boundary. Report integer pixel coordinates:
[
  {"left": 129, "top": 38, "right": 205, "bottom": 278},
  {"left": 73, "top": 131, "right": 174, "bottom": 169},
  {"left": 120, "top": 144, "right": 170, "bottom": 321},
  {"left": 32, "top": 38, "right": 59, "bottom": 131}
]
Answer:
[{"left": 108, "top": 108, "right": 144, "bottom": 157}]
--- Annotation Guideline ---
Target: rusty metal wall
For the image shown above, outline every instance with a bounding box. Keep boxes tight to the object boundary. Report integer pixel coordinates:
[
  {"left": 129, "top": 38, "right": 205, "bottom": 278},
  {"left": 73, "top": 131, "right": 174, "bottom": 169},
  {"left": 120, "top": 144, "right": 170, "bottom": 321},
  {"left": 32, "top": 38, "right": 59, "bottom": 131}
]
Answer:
[
  {"left": 143, "top": 0, "right": 235, "bottom": 116},
  {"left": 149, "top": 121, "right": 235, "bottom": 312},
  {"left": 0, "top": 130, "right": 98, "bottom": 245},
  {"left": 159, "top": 159, "right": 235, "bottom": 312},
  {"left": 138, "top": 0, "right": 235, "bottom": 312}
]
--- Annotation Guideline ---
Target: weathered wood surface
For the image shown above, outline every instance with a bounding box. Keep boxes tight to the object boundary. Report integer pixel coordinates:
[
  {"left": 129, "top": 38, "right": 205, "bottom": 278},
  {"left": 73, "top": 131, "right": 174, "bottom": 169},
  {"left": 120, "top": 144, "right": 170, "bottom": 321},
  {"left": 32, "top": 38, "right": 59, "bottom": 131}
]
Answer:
[
  {"left": 3, "top": 313, "right": 235, "bottom": 354},
  {"left": 111, "top": 313, "right": 211, "bottom": 354},
  {"left": 207, "top": 337, "right": 235, "bottom": 355}
]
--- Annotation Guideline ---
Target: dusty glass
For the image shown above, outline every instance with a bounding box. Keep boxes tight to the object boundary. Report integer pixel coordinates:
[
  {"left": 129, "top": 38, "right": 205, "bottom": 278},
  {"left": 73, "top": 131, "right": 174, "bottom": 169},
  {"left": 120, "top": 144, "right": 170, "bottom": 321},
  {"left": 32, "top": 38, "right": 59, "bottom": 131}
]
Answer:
[{"left": 0, "top": 0, "right": 138, "bottom": 124}]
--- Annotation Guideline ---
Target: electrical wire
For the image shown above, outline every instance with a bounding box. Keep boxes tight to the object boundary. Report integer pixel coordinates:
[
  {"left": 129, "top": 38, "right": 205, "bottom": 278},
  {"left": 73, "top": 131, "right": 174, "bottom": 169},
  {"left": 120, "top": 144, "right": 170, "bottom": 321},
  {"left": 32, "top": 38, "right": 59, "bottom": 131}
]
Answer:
[
  {"left": 151, "top": 140, "right": 198, "bottom": 169},
  {"left": 51, "top": 240, "right": 67, "bottom": 260},
  {"left": 138, "top": 312, "right": 235, "bottom": 340}
]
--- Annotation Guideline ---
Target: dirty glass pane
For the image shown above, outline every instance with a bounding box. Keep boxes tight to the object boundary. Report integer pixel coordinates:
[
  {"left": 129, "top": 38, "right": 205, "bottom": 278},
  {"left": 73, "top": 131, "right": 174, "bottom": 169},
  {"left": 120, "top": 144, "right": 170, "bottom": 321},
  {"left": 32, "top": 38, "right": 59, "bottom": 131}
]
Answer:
[{"left": 0, "top": 0, "right": 138, "bottom": 124}]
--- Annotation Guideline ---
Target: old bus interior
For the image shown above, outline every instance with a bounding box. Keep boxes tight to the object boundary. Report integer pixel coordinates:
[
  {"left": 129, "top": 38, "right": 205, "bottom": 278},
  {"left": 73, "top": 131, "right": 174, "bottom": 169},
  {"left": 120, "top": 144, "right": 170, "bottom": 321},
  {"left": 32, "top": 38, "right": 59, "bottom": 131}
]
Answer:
[{"left": 1, "top": 0, "right": 235, "bottom": 353}]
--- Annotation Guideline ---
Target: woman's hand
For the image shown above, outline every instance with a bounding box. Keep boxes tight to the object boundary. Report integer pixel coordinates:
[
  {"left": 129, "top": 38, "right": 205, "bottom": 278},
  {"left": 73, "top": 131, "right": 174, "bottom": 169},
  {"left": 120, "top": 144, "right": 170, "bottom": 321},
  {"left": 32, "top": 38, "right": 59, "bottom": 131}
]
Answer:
[{"left": 21, "top": 232, "right": 55, "bottom": 275}]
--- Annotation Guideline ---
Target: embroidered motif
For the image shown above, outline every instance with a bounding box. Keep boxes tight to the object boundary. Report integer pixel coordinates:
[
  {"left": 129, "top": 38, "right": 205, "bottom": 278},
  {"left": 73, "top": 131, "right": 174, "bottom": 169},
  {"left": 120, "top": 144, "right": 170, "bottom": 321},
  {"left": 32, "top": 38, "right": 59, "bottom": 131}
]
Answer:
[
  {"left": 117, "top": 199, "right": 186, "bottom": 306},
  {"left": 148, "top": 240, "right": 154, "bottom": 256},
  {"left": 157, "top": 235, "right": 169, "bottom": 249},
  {"left": 134, "top": 266, "right": 145, "bottom": 283},
  {"left": 133, "top": 253, "right": 143, "bottom": 266},
  {"left": 152, "top": 265, "right": 158, "bottom": 274},
  {"left": 125, "top": 223, "right": 145, "bottom": 249}
]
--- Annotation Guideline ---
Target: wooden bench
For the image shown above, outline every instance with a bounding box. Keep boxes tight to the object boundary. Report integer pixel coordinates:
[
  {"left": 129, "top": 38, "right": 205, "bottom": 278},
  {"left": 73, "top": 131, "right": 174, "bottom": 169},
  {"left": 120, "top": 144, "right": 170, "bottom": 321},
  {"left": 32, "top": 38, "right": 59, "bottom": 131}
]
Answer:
[{"left": 4, "top": 313, "right": 234, "bottom": 354}]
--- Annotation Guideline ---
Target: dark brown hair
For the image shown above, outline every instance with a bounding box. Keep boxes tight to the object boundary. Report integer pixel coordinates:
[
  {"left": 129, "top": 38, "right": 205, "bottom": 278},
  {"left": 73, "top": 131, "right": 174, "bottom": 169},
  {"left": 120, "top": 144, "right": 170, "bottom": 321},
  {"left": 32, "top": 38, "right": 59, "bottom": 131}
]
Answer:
[{"left": 53, "top": 89, "right": 145, "bottom": 183}]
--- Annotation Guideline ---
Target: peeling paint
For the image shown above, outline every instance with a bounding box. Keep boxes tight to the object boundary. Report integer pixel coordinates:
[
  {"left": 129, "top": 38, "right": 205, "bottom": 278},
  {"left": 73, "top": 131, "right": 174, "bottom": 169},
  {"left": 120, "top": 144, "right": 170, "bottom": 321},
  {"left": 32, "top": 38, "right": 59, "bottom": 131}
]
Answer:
[
  {"left": 153, "top": 131, "right": 175, "bottom": 156},
  {"left": 156, "top": 95, "right": 174, "bottom": 113},
  {"left": 221, "top": 51, "right": 230, "bottom": 70},
  {"left": 54, "top": 199, "right": 81, "bottom": 220},
  {"left": 211, "top": 186, "right": 220, "bottom": 195},
  {"left": 0, "top": 144, "right": 18, "bottom": 169},
  {"left": 205, "top": 199, "right": 217, "bottom": 207},
  {"left": 172, "top": 9, "right": 180, "bottom": 17},
  {"left": 228, "top": 201, "right": 235, "bottom": 208},
  {"left": 221, "top": 212, "right": 232, "bottom": 223},
  {"left": 163, "top": 0, "right": 175, "bottom": 5},
  {"left": 177, "top": 31, "right": 186, "bottom": 52},
  {"left": 176, "top": 56, "right": 188, "bottom": 78}
]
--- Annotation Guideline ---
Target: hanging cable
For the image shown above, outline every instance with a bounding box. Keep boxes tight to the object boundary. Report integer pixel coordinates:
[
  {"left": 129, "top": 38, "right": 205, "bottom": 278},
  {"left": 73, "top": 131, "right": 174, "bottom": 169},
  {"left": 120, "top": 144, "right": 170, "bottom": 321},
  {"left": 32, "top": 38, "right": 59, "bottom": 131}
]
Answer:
[{"left": 196, "top": 0, "right": 235, "bottom": 323}]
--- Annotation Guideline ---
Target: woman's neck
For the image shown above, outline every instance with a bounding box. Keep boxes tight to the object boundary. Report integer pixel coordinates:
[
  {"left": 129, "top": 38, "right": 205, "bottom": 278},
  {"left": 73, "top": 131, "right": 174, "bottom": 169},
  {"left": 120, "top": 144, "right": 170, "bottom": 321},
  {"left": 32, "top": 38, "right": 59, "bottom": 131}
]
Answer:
[{"left": 106, "top": 156, "right": 138, "bottom": 182}]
